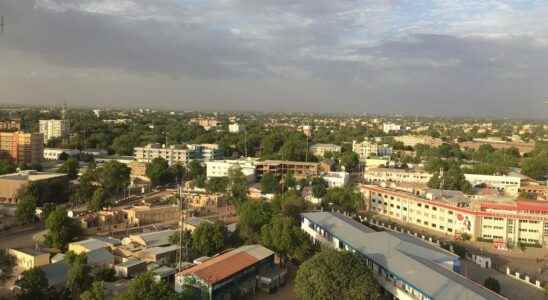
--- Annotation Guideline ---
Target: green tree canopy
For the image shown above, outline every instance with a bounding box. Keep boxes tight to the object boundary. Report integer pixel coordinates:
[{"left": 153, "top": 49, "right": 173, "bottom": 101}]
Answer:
[
  {"left": 260, "top": 215, "right": 315, "bottom": 265},
  {"left": 0, "top": 249, "right": 15, "bottom": 282},
  {"left": 322, "top": 187, "right": 361, "bottom": 213},
  {"left": 483, "top": 277, "right": 501, "bottom": 294},
  {"left": 311, "top": 177, "right": 328, "bottom": 198},
  {"left": 88, "top": 187, "right": 112, "bottom": 212},
  {"left": 115, "top": 272, "right": 184, "bottom": 300},
  {"left": 16, "top": 267, "right": 49, "bottom": 300},
  {"left": 66, "top": 251, "right": 93, "bottom": 298},
  {"left": 237, "top": 201, "right": 272, "bottom": 243},
  {"left": 271, "top": 191, "right": 306, "bottom": 221},
  {"left": 192, "top": 222, "right": 227, "bottom": 257},
  {"left": 260, "top": 173, "right": 279, "bottom": 194},
  {"left": 15, "top": 186, "right": 37, "bottom": 225},
  {"left": 57, "top": 158, "right": 79, "bottom": 180},
  {"left": 295, "top": 250, "right": 380, "bottom": 300},
  {"left": 0, "top": 158, "right": 16, "bottom": 175},
  {"left": 45, "top": 207, "right": 81, "bottom": 250},
  {"left": 206, "top": 177, "right": 228, "bottom": 193},
  {"left": 80, "top": 281, "right": 105, "bottom": 300},
  {"left": 145, "top": 157, "right": 173, "bottom": 187},
  {"left": 96, "top": 161, "right": 130, "bottom": 196},
  {"left": 227, "top": 167, "right": 248, "bottom": 206}
]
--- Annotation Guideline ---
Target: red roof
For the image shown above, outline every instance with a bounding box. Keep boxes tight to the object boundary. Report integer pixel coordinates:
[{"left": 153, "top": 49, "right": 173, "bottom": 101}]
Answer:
[
  {"left": 180, "top": 251, "right": 259, "bottom": 285},
  {"left": 481, "top": 200, "right": 548, "bottom": 212}
]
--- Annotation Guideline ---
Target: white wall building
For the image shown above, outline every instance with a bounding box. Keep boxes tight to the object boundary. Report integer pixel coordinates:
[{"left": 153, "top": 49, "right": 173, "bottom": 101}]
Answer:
[
  {"left": 322, "top": 171, "right": 350, "bottom": 188},
  {"left": 205, "top": 158, "right": 258, "bottom": 182},
  {"left": 382, "top": 123, "right": 401, "bottom": 133},
  {"left": 228, "top": 123, "right": 241, "bottom": 133},
  {"left": 364, "top": 168, "right": 432, "bottom": 185},
  {"left": 310, "top": 144, "right": 341, "bottom": 158},
  {"left": 134, "top": 143, "right": 221, "bottom": 166},
  {"left": 39, "top": 119, "right": 68, "bottom": 143},
  {"left": 464, "top": 174, "right": 521, "bottom": 196},
  {"left": 43, "top": 148, "right": 80, "bottom": 160},
  {"left": 352, "top": 140, "right": 393, "bottom": 161}
]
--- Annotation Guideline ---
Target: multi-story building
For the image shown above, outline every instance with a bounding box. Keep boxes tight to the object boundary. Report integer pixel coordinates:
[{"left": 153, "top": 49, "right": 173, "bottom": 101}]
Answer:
[
  {"left": 39, "top": 119, "right": 68, "bottom": 143},
  {"left": 301, "top": 212, "right": 505, "bottom": 300},
  {"left": 134, "top": 143, "right": 221, "bottom": 166},
  {"left": 0, "top": 170, "right": 67, "bottom": 204},
  {"left": 364, "top": 168, "right": 432, "bottom": 185},
  {"left": 124, "top": 205, "right": 180, "bottom": 226},
  {"left": 464, "top": 174, "right": 521, "bottom": 196},
  {"left": 43, "top": 148, "right": 80, "bottom": 160},
  {"left": 0, "top": 119, "right": 21, "bottom": 131},
  {"left": 0, "top": 131, "right": 44, "bottom": 165},
  {"left": 361, "top": 184, "right": 548, "bottom": 247},
  {"left": 190, "top": 117, "right": 219, "bottom": 131},
  {"left": 322, "top": 171, "right": 350, "bottom": 188},
  {"left": 8, "top": 248, "right": 50, "bottom": 271},
  {"left": 352, "top": 140, "right": 393, "bottom": 161},
  {"left": 382, "top": 123, "right": 401, "bottom": 133},
  {"left": 205, "top": 158, "right": 257, "bottom": 182},
  {"left": 255, "top": 160, "right": 319, "bottom": 178},
  {"left": 310, "top": 143, "right": 341, "bottom": 158},
  {"left": 459, "top": 139, "right": 535, "bottom": 156},
  {"left": 393, "top": 135, "right": 443, "bottom": 147},
  {"left": 228, "top": 123, "right": 241, "bottom": 133}
]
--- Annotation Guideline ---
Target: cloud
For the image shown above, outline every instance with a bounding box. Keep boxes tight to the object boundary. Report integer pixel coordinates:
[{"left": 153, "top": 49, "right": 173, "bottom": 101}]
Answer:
[{"left": 0, "top": 0, "right": 547, "bottom": 117}]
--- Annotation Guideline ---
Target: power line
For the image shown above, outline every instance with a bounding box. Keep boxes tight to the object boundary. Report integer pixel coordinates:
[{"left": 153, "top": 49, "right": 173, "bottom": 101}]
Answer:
[{"left": 1, "top": 16, "right": 4, "bottom": 34}]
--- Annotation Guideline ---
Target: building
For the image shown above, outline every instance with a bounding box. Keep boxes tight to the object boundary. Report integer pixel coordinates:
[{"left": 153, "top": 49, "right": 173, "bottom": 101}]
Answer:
[
  {"left": 310, "top": 144, "right": 341, "bottom": 158},
  {"left": 39, "top": 119, "right": 68, "bottom": 143},
  {"left": 183, "top": 217, "right": 214, "bottom": 232},
  {"left": 124, "top": 205, "right": 180, "bottom": 226},
  {"left": 365, "top": 158, "right": 390, "bottom": 169},
  {"left": 68, "top": 237, "right": 120, "bottom": 255},
  {"left": 352, "top": 140, "right": 393, "bottom": 161},
  {"left": 125, "top": 229, "right": 177, "bottom": 247},
  {"left": 228, "top": 123, "right": 241, "bottom": 133},
  {"left": 255, "top": 160, "right": 319, "bottom": 178},
  {"left": 301, "top": 212, "right": 506, "bottom": 300},
  {"left": 114, "top": 259, "right": 147, "bottom": 278},
  {"left": 0, "top": 170, "right": 67, "bottom": 204},
  {"left": 363, "top": 168, "right": 432, "bottom": 185},
  {"left": 43, "top": 148, "right": 80, "bottom": 160},
  {"left": 382, "top": 123, "right": 401, "bottom": 133},
  {"left": 0, "top": 131, "right": 44, "bottom": 165},
  {"left": 0, "top": 119, "right": 21, "bottom": 131},
  {"left": 175, "top": 245, "right": 281, "bottom": 300},
  {"left": 191, "top": 118, "right": 219, "bottom": 131},
  {"left": 129, "top": 161, "right": 148, "bottom": 177},
  {"left": 134, "top": 143, "right": 222, "bottom": 166},
  {"left": 322, "top": 171, "right": 350, "bottom": 188},
  {"left": 205, "top": 158, "right": 257, "bottom": 182},
  {"left": 136, "top": 245, "right": 179, "bottom": 265},
  {"left": 181, "top": 191, "right": 227, "bottom": 210},
  {"left": 459, "top": 139, "right": 535, "bottom": 156},
  {"left": 361, "top": 184, "right": 548, "bottom": 247},
  {"left": 8, "top": 248, "right": 50, "bottom": 270},
  {"left": 394, "top": 135, "right": 443, "bottom": 147},
  {"left": 301, "top": 125, "right": 313, "bottom": 137},
  {"left": 464, "top": 174, "right": 521, "bottom": 196}
]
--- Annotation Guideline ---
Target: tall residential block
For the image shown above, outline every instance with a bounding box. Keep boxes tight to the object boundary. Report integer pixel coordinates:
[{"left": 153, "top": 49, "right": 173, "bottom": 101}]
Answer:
[
  {"left": 39, "top": 119, "right": 69, "bottom": 143},
  {"left": 0, "top": 131, "right": 44, "bottom": 165}
]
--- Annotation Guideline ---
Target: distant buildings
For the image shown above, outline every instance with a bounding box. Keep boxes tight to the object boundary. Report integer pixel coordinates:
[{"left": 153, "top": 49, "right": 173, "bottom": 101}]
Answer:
[
  {"left": 228, "top": 123, "right": 241, "bottom": 133},
  {"left": 322, "top": 171, "right": 350, "bottom": 188},
  {"left": 352, "top": 140, "right": 393, "bottom": 161},
  {"left": 363, "top": 167, "right": 432, "bottom": 185},
  {"left": 124, "top": 205, "right": 180, "bottom": 226},
  {"left": 382, "top": 122, "right": 401, "bottom": 133},
  {"left": 0, "top": 119, "right": 21, "bottom": 131},
  {"left": 0, "top": 131, "right": 44, "bottom": 165},
  {"left": 175, "top": 245, "right": 284, "bottom": 299},
  {"left": 134, "top": 143, "right": 222, "bottom": 165},
  {"left": 190, "top": 117, "right": 219, "bottom": 131},
  {"left": 0, "top": 170, "right": 67, "bottom": 204},
  {"left": 8, "top": 248, "right": 49, "bottom": 271},
  {"left": 459, "top": 139, "right": 535, "bottom": 156},
  {"left": 255, "top": 160, "right": 320, "bottom": 178},
  {"left": 43, "top": 148, "right": 80, "bottom": 160},
  {"left": 39, "top": 119, "right": 69, "bottom": 143},
  {"left": 301, "top": 212, "right": 506, "bottom": 300},
  {"left": 464, "top": 174, "right": 521, "bottom": 196},
  {"left": 310, "top": 143, "right": 341, "bottom": 158},
  {"left": 393, "top": 135, "right": 443, "bottom": 147}
]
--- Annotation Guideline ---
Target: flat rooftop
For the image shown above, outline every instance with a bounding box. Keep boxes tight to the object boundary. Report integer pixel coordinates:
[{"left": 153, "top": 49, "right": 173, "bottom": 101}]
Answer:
[
  {"left": 301, "top": 212, "right": 506, "bottom": 300},
  {"left": 0, "top": 171, "right": 67, "bottom": 182}
]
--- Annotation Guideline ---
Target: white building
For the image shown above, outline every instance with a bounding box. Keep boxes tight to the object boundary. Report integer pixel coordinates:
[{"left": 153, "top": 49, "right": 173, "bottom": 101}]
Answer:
[
  {"left": 352, "top": 140, "right": 393, "bottom": 161},
  {"left": 43, "top": 148, "right": 80, "bottom": 160},
  {"left": 134, "top": 143, "right": 221, "bottom": 166},
  {"left": 310, "top": 144, "right": 341, "bottom": 158},
  {"left": 382, "top": 123, "right": 401, "bottom": 133},
  {"left": 228, "top": 123, "right": 241, "bottom": 133},
  {"left": 322, "top": 171, "right": 349, "bottom": 188},
  {"left": 464, "top": 174, "right": 521, "bottom": 196},
  {"left": 39, "top": 119, "right": 68, "bottom": 143},
  {"left": 364, "top": 167, "right": 432, "bottom": 185},
  {"left": 205, "top": 158, "right": 257, "bottom": 182}
]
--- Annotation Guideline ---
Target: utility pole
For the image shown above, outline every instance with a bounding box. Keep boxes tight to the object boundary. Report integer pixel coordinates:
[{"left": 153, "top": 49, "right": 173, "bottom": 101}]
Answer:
[{"left": 1, "top": 16, "right": 5, "bottom": 34}]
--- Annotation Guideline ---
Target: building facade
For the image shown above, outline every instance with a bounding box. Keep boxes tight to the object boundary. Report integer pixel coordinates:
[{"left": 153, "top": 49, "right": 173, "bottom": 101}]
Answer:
[
  {"left": 8, "top": 248, "right": 50, "bottom": 271},
  {"left": 124, "top": 205, "right": 180, "bottom": 226},
  {"left": 134, "top": 143, "right": 221, "bottom": 165},
  {"left": 205, "top": 159, "right": 257, "bottom": 182},
  {"left": 464, "top": 174, "right": 521, "bottom": 196},
  {"left": 255, "top": 160, "right": 319, "bottom": 178},
  {"left": 0, "top": 131, "right": 44, "bottom": 165},
  {"left": 0, "top": 170, "right": 67, "bottom": 204},
  {"left": 352, "top": 140, "right": 393, "bottom": 161},
  {"left": 39, "top": 119, "right": 68, "bottom": 143},
  {"left": 310, "top": 143, "right": 342, "bottom": 158},
  {"left": 363, "top": 168, "right": 432, "bottom": 185},
  {"left": 0, "top": 119, "right": 21, "bottom": 131},
  {"left": 322, "top": 171, "right": 350, "bottom": 188},
  {"left": 43, "top": 148, "right": 80, "bottom": 160}
]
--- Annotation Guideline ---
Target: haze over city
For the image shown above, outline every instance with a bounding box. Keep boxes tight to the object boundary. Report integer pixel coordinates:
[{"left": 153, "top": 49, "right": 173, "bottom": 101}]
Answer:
[{"left": 1, "top": 0, "right": 548, "bottom": 118}]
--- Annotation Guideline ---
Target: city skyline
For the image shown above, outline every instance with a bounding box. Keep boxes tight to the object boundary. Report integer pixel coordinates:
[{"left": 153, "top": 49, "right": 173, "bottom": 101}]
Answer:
[{"left": 1, "top": 0, "right": 548, "bottom": 118}]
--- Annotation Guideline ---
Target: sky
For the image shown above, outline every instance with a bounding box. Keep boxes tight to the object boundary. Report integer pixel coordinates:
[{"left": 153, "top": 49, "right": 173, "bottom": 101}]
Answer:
[{"left": 0, "top": 0, "right": 547, "bottom": 118}]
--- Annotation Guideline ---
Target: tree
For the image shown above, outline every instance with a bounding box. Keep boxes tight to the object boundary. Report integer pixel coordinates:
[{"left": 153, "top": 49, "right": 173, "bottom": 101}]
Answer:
[
  {"left": 94, "top": 268, "right": 116, "bottom": 282},
  {"left": 271, "top": 191, "right": 306, "bottom": 221},
  {"left": 260, "top": 216, "right": 315, "bottom": 266},
  {"left": 0, "top": 249, "right": 15, "bottom": 282},
  {"left": 15, "top": 187, "right": 37, "bottom": 225},
  {"left": 340, "top": 152, "right": 359, "bottom": 171},
  {"left": 16, "top": 267, "right": 49, "bottom": 300},
  {"left": 0, "top": 158, "right": 16, "bottom": 175},
  {"left": 111, "top": 134, "right": 138, "bottom": 156},
  {"left": 311, "top": 177, "right": 328, "bottom": 198},
  {"left": 115, "top": 272, "right": 182, "bottom": 300},
  {"left": 427, "top": 166, "right": 472, "bottom": 194},
  {"left": 88, "top": 187, "right": 112, "bottom": 212},
  {"left": 66, "top": 251, "right": 93, "bottom": 298},
  {"left": 96, "top": 161, "right": 130, "bottom": 196},
  {"left": 186, "top": 160, "right": 205, "bottom": 180},
  {"left": 80, "top": 281, "right": 105, "bottom": 300},
  {"left": 322, "top": 187, "right": 361, "bottom": 213},
  {"left": 145, "top": 157, "right": 173, "bottom": 187},
  {"left": 44, "top": 207, "right": 81, "bottom": 250},
  {"left": 206, "top": 177, "right": 228, "bottom": 193},
  {"left": 192, "top": 222, "right": 227, "bottom": 257},
  {"left": 295, "top": 250, "right": 380, "bottom": 300},
  {"left": 169, "top": 230, "right": 193, "bottom": 260},
  {"left": 227, "top": 167, "right": 248, "bottom": 206},
  {"left": 237, "top": 201, "right": 272, "bottom": 243},
  {"left": 57, "top": 158, "right": 79, "bottom": 180},
  {"left": 260, "top": 173, "right": 279, "bottom": 194},
  {"left": 483, "top": 277, "right": 501, "bottom": 293},
  {"left": 522, "top": 151, "right": 548, "bottom": 180}
]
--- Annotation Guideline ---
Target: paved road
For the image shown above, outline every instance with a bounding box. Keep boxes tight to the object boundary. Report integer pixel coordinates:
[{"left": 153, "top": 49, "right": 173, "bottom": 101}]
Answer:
[
  {"left": 461, "top": 260, "right": 547, "bottom": 300},
  {"left": 0, "top": 226, "right": 44, "bottom": 250}
]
